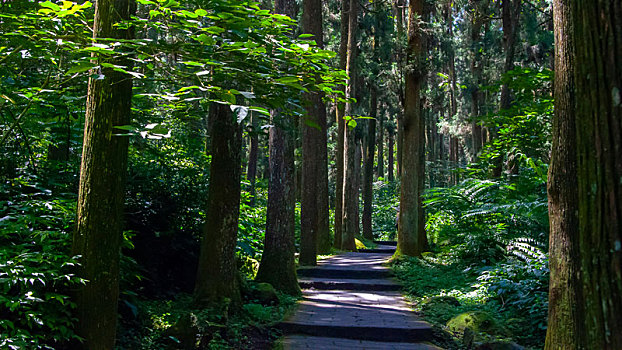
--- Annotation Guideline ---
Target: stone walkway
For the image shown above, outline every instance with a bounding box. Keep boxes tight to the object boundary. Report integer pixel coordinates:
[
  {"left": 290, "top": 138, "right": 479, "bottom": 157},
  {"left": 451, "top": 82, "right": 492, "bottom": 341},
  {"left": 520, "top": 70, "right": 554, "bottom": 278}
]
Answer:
[{"left": 279, "top": 242, "right": 441, "bottom": 349}]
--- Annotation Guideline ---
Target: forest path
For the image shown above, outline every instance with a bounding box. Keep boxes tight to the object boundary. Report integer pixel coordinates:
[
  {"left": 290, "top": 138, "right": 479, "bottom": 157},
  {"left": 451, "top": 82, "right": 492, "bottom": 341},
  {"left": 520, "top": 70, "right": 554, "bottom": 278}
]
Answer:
[{"left": 278, "top": 242, "right": 441, "bottom": 349}]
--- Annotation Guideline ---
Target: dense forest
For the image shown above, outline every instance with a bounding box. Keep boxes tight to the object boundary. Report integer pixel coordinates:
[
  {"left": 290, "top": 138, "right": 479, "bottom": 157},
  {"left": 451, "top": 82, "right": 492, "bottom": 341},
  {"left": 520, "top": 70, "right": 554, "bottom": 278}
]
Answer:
[{"left": 0, "top": 0, "right": 620, "bottom": 348}]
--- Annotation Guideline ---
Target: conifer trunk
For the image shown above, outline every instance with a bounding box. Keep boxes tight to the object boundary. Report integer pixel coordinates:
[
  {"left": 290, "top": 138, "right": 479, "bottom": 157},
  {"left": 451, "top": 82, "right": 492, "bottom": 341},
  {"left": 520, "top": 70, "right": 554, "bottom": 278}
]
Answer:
[
  {"left": 334, "top": 0, "right": 349, "bottom": 250},
  {"left": 255, "top": 0, "right": 299, "bottom": 295},
  {"left": 341, "top": 0, "right": 359, "bottom": 250},
  {"left": 396, "top": 0, "right": 425, "bottom": 257},
  {"left": 194, "top": 103, "right": 242, "bottom": 306},
  {"left": 571, "top": 0, "right": 622, "bottom": 346},
  {"left": 71, "top": 0, "right": 135, "bottom": 347},
  {"left": 545, "top": 0, "right": 582, "bottom": 347},
  {"left": 362, "top": 88, "right": 377, "bottom": 240}
]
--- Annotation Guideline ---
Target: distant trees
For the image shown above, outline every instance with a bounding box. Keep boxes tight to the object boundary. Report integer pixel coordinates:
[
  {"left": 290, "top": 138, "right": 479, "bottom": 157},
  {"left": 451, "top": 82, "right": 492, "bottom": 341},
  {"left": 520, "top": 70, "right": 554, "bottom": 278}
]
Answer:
[{"left": 71, "top": 0, "right": 135, "bottom": 347}]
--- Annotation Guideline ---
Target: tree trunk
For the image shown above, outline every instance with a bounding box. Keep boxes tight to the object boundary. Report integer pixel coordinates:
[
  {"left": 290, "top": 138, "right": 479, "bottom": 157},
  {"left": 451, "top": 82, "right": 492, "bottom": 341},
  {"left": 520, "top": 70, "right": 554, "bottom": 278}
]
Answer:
[
  {"left": 494, "top": 0, "right": 521, "bottom": 177},
  {"left": 571, "top": 0, "right": 622, "bottom": 347},
  {"left": 469, "top": 1, "right": 485, "bottom": 157},
  {"left": 300, "top": 0, "right": 328, "bottom": 264},
  {"left": 341, "top": 0, "right": 359, "bottom": 251},
  {"left": 194, "top": 103, "right": 242, "bottom": 306},
  {"left": 362, "top": 88, "right": 377, "bottom": 240},
  {"left": 255, "top": 112, "right": 300, "bottom": 295},
  {"left": 255, "top": 0, "right": 300, "bottom": 296},
  {"left": 388, "top": 127, "right": 394, "bottom": 181},
  {"left": 545, "top": 0, "right": 582, "bottom": 348},
  {"left": 247, "top": 113, "right": 259, "bottom": 206},
  {"left": 396, "top": 0, "right": 425, "bottom": 257},
  {"left": 333, "top": 0, "right": 349, "bottom": 250},
  {"left": 377, "top": 111, "right": 384, "bottom": 179},
  {"left": 71, "top": 0, "right": 134, "bottom": 347}
]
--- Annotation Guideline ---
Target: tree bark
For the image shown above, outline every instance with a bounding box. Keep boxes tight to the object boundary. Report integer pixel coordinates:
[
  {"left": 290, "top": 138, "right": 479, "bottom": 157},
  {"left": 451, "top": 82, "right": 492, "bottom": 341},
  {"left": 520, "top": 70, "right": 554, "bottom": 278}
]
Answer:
[
  {"left": 570, "top": 0, "right": 622, "bottom": 347},
  {"left": 300, "top": 0, "right": 329, "bottom": 263},
  {"left": 494, "top": 0, "right": 521, "bottom": 177},
  {"left": 247, "top": 113, "right": 259, "bottom": 206},
  {"left": 255, "top": 0, "right": 300, "bottom": 295},
  {"left": 545, "top": 0, "right": 582, "bottom": 348},
  {"left": 334, "top": 0, "right": 349, "bottom": 250},
  {"left": 71, "top": 0, "right": 135, "bottom": 347},
  {"left": 388, "top": 127, "right": 394, "bottom": 181},
  {"left": 194, "top": 103, "right": 242, "bottom": 306},
  {"left": 362, "top": 88, "right": 377, "bottom": 240},
  {"left": 396, "top": 0, "right": 425, "bottom": 257},
  {"left": 377, "top": 111, "right": 384, "bottom": 179},
  {"left": 342, "top": 0, "right": 359, "bottom": 251},
  {"left": 255, "top": 112, "right": 300, "bottom": 295}
]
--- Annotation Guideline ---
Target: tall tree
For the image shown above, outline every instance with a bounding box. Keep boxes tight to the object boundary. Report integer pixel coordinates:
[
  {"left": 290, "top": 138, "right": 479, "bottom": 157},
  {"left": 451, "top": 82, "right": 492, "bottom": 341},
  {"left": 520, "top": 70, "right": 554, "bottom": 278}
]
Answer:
[
  {"left": 333, "top": 0, "right": 349, "bottom": 250},
  {"left": 255, "top": 0, "right": 300, "bottom": 295},
  {"left": 377, "top": 109, "right": 384, "bottom": 179},
  {"left": 194, "top": 103, "right": 243, "bottom": 306},
  {"left": 362, "top": 87, "right": 377, "bottom": 240},
  {"left": 396, "top": 0, "right": 425, "bottom": 256},
  {"left": 246, "top": 113, "right": 259, "bottom": 206},
  {"left": 387, "top": 125, "right": 395, "bottom": 181},
  {"left": 545, "top": 0, "right": 581, "bottom": 347},
  {"left": 71, "top": 0, "right": 135, "bottom": 347},
  {"left": 341, "top": 0, "right": 359, "bottom": 250},
  {"left": 493, "top": 0, "right": 521, "bottom": 177},
  {"left": 468, "top": 0, "right": 487, "bottom": 156},
  {"left": 300, "top": 0, "right": 329, "bottom": 264}
]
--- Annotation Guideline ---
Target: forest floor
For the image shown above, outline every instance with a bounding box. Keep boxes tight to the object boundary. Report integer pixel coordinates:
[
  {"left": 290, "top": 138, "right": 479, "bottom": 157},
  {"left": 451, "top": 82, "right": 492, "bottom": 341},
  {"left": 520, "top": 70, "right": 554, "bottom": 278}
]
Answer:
[{"left": 276, "top": 243, "right": 441, "bottom": 349}]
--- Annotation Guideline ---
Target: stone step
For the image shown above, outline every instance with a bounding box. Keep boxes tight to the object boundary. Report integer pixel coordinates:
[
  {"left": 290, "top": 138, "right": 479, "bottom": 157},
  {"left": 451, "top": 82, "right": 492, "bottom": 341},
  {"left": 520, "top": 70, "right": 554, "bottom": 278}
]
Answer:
[
  {"left": 298, "top": 278, "right": 402, "bottom": 291},
  {"left": 281, "top": 335, "right": 442, "bottom": 349},
  {"left": 279, "top": 290, "right": 434, "bottom": 343},
  {"left": 373, "top": 240, "right": 397, "bottom": 246},
  {"left": 297, "top": 267, "right": 393, "bottom": 279}
]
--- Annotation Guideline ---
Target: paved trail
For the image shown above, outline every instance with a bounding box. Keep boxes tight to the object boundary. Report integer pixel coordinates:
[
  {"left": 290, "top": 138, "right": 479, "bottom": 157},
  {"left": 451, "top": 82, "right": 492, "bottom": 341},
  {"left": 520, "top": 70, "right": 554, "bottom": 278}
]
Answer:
[{"left": 279, "top": 242, "right": 441, "bottom": 349}]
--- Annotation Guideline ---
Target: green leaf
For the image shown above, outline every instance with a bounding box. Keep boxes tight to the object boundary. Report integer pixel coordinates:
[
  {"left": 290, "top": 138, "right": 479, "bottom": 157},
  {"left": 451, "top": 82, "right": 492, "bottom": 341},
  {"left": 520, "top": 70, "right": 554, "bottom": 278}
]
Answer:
[
  {"left": 67, "top": 62, "right": 96, "bottom": 74},
  {"left": 40, "top": 1, "right": 61, "bottom": 11}
]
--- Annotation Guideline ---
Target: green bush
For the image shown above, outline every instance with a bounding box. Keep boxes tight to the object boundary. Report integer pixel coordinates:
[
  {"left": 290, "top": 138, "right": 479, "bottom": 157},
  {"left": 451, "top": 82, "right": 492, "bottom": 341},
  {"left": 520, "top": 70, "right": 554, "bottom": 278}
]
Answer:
[{"left": 0, "top": 181, "right": 83, "bottom": 349}]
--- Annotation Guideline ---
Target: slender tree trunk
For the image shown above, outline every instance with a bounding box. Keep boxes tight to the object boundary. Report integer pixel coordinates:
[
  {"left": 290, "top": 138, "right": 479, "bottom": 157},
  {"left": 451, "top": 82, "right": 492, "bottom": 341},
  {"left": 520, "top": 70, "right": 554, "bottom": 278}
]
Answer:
[
  {"left": 247, "top": 113, "right": 259, "bottom": 206},
  {"left": 362, "top": 88, "right": 377, "bottom": 240},
  {"left": 377, "top": 111, "right": 384, "bottom": 179},
  {"left": 334, "top": 0, "right": 349, "bottom": 250},
  {"left": 470, "top": 2, "right": 485, "bottom": 156},
  {"left": 71, "top": 0, "right": 134, "bottom": 347},
  {"left": 571, "top": 0, "right": 622, "bottom": 347},
  {"left": 545, "top": 0, "right": 582, "bottom": 347},
  {"left": 194, "top": 103, "right": 242, "bottom": 306},
  {"left": 388, "top": 128, "right": 394, "bottom": 181},
  {"left": 396, "top": 0, "right": 425, "bottom": 257},
  {"left": 255, "top": 0, "right": 300, "bottom": 295},
  {"left": 494, "top": 0, "right": 521, "bottom": 177},
  {"left": 341, "top": 0, "right": 359, "bottom": 250}
]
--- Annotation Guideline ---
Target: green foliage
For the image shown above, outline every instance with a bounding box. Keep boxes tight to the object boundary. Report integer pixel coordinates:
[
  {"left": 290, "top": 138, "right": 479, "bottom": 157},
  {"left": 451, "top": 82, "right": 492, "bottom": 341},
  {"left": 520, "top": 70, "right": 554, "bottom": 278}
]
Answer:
[
  {"left": 371, "top": 180, "right": 399, "bottom": 240},
  {"left": 476, "top": 67, "right": 553, "bottom": 176},
  {"left": 117, "top": 292, "right": 298, "bottom": 349},
  {"left": 0, "top": 182, "right": 84, "bottom": 348},
  {"left": 424, "top": 176, "right": 548, "bottom": 265}
]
